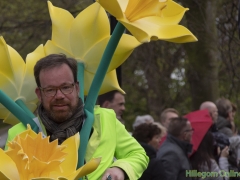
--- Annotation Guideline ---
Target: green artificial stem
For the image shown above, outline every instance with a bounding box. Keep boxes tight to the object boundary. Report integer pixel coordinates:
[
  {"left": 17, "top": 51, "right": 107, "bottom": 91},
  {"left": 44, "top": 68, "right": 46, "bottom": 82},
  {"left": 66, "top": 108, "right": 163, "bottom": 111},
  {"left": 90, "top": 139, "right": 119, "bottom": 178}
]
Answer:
[
  {"left": 78, "top": 109, "right": 94, "bottom": 167},
  {"left": 77, "top": 62, "right": 85, "bottom": 102},
  {"left": 15, "top": 99, "right": 35, "bottom": 119},
  {"left": 0, "top": 90, "right": 39, "bottom": 133},
  {"left": 77, "top": 22, "right": 125, "bottom": 170},
  {"left": 85, "top": 22, "right": 125, "bottom": 112}
]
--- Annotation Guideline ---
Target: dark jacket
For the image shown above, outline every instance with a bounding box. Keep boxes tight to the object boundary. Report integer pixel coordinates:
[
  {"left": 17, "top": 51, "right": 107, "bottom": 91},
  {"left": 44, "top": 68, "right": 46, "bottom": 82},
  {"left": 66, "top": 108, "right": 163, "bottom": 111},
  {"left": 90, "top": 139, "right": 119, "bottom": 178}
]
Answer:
[
  {"left": 139, "top": 142, "right": 167, "bottom": 180},
  {"left": 216, "top": 116, "right": 233, "bottom": 137},
  {"left": 157, "top": 134, "right": 193, "bottom": 180}
]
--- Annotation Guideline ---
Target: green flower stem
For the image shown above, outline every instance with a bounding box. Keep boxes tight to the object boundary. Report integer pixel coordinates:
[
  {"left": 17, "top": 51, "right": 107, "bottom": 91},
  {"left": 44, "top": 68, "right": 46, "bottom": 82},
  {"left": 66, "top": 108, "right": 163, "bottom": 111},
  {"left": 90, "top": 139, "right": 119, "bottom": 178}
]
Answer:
[
  {"left": 77, "top": 62, "right": 85, "bottom": 102},
  {"left": 15, "top": 99, "right": 35, "bottom": 119},
  {"left": 77, "top": 22, "right": 125, "bottom": 169},
  {"left": 0, "top": 90, "right": 39, "bottom": 133},
  {"left": 85, "top": 22, "right": 125, "bottom": 112}
]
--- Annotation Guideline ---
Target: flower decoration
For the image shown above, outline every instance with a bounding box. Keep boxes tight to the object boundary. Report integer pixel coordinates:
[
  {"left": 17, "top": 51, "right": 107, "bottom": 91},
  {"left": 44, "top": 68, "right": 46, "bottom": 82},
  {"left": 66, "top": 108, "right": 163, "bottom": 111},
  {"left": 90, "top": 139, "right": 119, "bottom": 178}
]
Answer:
[
  {"left": 0, "top": 37, "right": 44, "bottom": 125},
  {"left": 1, "top": 125, "right": 101, "bottom": 179},
  {"left": 96, "top": 0, "right": 198, "bottom": 43},
  {"left": 44, "top": 1, "right": 141, "bottom": 95}
]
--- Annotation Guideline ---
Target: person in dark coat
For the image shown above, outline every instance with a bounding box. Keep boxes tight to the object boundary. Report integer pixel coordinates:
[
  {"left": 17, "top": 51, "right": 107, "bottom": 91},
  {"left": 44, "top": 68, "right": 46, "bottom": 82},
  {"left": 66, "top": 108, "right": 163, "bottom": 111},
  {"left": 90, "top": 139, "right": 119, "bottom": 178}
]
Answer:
[
  {"left": 157, "top": 117, "right": 193, "bottom": 180},
  {"left": 132, "top": 122, "right": 166, "bottom": 180}
]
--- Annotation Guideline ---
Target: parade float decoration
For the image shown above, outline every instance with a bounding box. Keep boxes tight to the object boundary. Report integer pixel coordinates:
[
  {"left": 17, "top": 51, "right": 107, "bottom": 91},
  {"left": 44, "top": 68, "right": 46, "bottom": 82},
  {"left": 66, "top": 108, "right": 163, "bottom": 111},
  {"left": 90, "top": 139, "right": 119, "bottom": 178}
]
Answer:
[
  {"left": 0, "top": 0, "right": 198, "bottom": 178},
  {"left": 0, "top": 125, "right": 101, "bottom": 180},
  {"left": 0, "top": 37, "right": 39, "bottom": 125}
]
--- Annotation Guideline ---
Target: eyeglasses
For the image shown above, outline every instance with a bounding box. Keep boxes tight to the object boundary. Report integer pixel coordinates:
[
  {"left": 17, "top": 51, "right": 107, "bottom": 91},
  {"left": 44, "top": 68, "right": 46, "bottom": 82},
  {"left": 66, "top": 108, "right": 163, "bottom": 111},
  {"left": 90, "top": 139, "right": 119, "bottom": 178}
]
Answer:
[
  {"left": 39, "top": 83, "right": 75, "bottom": 97},
  {"left": 184, "top": 128, "right": 194, "bottom": 132}
]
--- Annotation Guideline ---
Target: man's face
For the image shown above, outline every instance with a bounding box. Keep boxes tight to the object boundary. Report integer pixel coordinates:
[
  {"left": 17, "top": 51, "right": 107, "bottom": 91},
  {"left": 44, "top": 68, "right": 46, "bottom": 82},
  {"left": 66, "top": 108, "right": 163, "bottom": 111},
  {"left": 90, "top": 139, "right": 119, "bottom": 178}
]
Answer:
[
  {"left": 106, "top": 92, "right": 125, "bottom": 120},
  {"left": 182, "top": 121, "right": 194, "bottom": 143},
  {"left": 163, "top": 112, "right": 178, "bottom": 129},
  {"left": 35, "top": 64, "right": 79, "bottom": 123},
  {"left": 209, "top": 106, "right": 218, "bottom": 123}
]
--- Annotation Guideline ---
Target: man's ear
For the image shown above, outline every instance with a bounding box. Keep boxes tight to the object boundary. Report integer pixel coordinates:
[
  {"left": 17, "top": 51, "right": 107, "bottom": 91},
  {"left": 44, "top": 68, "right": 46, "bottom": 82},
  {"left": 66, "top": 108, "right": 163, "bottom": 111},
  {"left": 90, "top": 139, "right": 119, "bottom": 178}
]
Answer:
[
  {"left": 35, "top": 87, "right": 42, "bottom": 102},
  {"left": 102, "top": 101, "right": 110, "bottom": 108},
  {"left": 75, "top": 81, "right": 80, "bottom": 94}
]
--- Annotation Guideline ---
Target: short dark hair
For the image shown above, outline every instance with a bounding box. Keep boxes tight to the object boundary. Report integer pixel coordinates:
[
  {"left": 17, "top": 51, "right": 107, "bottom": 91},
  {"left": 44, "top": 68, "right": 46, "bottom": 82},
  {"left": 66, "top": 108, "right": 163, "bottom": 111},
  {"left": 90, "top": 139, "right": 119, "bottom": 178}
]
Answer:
[
  {"left": 132, "top": 123, "right": 162, "bottom": 143},
  {"left": 215, "top": 97, "right": 232, "bottom": 118},
  {"left": 97, "top": 90, "right": 122, "bottom": 106},
  {"left": 168, "top": 117, "right": 188, "bottom": 137},
  {"left": 34, "top": 54, "right": 78, "bottom": 87},
  {"left": 160, "top": 108, "right": 179, "bottom": 123}
]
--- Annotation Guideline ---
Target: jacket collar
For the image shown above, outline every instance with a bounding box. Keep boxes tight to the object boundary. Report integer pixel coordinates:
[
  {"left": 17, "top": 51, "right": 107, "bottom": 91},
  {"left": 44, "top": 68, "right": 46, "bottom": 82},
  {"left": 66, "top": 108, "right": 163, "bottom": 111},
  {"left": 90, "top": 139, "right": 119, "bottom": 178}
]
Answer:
[{"left": 167, "top": 134, "right": 193, "bottom": 156}]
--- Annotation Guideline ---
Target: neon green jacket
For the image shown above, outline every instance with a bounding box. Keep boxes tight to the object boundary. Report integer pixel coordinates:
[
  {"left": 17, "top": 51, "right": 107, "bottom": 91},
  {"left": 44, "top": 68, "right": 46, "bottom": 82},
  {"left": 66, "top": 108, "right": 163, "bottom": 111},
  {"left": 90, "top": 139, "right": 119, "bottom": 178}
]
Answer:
[{"left": 6, "top": 106, "right": 149, "bottom": 180}]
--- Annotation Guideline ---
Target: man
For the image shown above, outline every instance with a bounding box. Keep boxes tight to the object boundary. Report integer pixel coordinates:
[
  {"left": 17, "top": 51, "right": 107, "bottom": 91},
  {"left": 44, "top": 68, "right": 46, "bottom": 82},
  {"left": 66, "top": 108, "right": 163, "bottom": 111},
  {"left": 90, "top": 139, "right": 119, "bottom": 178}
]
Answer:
[
  {"left": 158, "top": 108, "right": 179, "bottom": 147},
  {"left": 97, "top": 90, "right": 125, "bottom": 123},
  {"left": 160, "top": 108, "right": 179, "bottom": 129},
  {"left": 6, "top": 54, "right": 148, "bottom": 180},
  {"left": 157, "top": 117, "right": 193, "bottom": 180},
  {"left": 199, "top": 101, "right": 218, "bottom": 123},
  {"left": 200, "top": 101, "right": 239, "bottom": 171},
  {"left": 215, "top": 97, "right": 234, "bottom": 137}
]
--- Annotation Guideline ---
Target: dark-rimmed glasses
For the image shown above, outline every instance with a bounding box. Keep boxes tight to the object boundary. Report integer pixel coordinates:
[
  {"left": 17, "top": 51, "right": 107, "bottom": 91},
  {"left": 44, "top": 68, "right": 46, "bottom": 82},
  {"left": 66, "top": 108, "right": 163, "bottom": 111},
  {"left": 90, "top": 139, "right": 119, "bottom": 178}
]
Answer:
[{"left": 39, "top": 83, "right": 75, "bottom": 97}]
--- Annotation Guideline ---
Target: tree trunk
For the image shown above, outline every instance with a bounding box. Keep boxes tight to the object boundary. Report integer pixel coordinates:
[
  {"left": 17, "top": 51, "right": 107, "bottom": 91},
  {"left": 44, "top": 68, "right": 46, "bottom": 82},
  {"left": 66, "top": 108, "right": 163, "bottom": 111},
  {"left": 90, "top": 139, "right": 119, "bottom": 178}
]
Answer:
[{"left": 180, "top": 1, "right": 220, "bottom": 109}]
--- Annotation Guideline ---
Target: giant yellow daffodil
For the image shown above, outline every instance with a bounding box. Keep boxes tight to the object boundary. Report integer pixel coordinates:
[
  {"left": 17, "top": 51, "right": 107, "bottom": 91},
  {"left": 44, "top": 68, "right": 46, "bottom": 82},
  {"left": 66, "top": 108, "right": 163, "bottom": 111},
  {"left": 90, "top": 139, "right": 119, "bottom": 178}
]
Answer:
[
  {"left": 96, "top": 0, "right": 198, "bottom": 43},
  {"left": 1, "top": 125, "right": 100, "bottom": 180},
  {"left": 45, "top": 1, "right": 141, "bottom": 95},
  {"left": 0, "top": 37, "right": 44, "bottom": 125}
]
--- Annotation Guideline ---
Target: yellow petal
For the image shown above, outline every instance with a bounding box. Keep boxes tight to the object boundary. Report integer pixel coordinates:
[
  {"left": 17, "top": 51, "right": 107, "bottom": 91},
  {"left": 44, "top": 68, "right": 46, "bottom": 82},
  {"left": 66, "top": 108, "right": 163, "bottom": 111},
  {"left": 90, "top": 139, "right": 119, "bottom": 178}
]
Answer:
[
  {"left": 0, "top": 171, "right": 11, "bottom": 180},
  {"left": 162, "top": 0, "right": 187, "bottom": 22},
  {"left": 16, "top": 124, "right": 38, "bottom": 140},
  {"left": 60, "top": 133, "right": 79, "bottom": 175},
  {"left": 47, "top": 1, "right": 73, "bottom": 52},
  {"left": 0, "top": 148, "right": 20, "bottom": 180},
  {"left": 29, "top": 157, "right": 63, "bottom": 178},
  {"left": 120, "top": 18, "right": 197, "bottom": 43},
  {"left": 31, "top": 178, "right": 54, "bottom": 180},
  {"left": 22, "top": 44, "right": 45, "bottom": 101},
  {"left": 0, "top": 37, "right": 14, "bottom": 81},
  {"left": 84, "top": 70, "right": 125, "bottom": 96},
  {"left": 44, "top": 40, "right": 73, "bottom": 57},
  {"left": 96, "top": 0, "right": 125, "bottom": 19},
  {"left": 109, "top": 34, "right": 141, "bottom": 71},
  {"left": 126, "top": 0, "right": 165, "bottom": 22},
  {"left": 70, "top": 2, "right": 110, "bottom": 59},
  {"left": 67, "top": 158, "right": 101, "bottom": 179},
  {"left": 84, "top": 34, "right": 141, "bottom": 73},
  {"left": 0, "top": 73, "right": 18, "bottom": 102},
  {"left": 0, "top": 37, "right": 38, "bottom": 125},
  {"left": 8, "top": 45, "right": 25, "bottom": 89}
]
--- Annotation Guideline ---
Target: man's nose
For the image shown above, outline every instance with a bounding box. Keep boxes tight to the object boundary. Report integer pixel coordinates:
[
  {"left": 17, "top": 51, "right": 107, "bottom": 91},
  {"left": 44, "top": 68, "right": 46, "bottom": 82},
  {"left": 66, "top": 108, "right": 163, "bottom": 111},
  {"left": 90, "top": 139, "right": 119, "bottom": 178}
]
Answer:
[{"left": 55, "top": 89, "right": 65, "bottom": 98}]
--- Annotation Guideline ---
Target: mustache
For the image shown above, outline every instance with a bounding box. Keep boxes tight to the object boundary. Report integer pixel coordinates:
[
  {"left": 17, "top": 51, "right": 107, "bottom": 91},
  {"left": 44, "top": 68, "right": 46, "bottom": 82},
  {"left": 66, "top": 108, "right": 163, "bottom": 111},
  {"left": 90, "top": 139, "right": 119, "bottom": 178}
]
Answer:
[{"left": 51, "top": 100, "right": 69, "bottom": 105}]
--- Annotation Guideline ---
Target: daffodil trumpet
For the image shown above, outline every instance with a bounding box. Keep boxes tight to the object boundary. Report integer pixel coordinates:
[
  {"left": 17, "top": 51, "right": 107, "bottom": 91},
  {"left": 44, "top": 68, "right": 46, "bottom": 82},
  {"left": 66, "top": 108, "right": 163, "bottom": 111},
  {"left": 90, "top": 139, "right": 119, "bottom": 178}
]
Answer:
[
  {"left": 0, "top": 90, "right": 38, "bottom": 133},
  {"left": 2, "top": 125, "right": 101, "bottom": 180}
]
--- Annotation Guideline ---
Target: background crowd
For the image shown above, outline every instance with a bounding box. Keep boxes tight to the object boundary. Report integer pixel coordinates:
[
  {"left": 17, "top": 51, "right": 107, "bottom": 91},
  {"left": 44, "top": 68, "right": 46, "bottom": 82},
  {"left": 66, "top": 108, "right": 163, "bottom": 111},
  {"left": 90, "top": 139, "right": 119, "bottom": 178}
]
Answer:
[{"left": 98, "top": 90, "right": 240, "bottom": 180}]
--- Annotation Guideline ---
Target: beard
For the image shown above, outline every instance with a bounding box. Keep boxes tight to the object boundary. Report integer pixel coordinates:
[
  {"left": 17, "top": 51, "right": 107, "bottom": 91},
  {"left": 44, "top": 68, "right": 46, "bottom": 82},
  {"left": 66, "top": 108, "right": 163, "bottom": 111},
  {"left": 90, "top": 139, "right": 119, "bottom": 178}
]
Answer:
[{"left": 43, "top": 98, "right": 79, "bottom": 123}]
